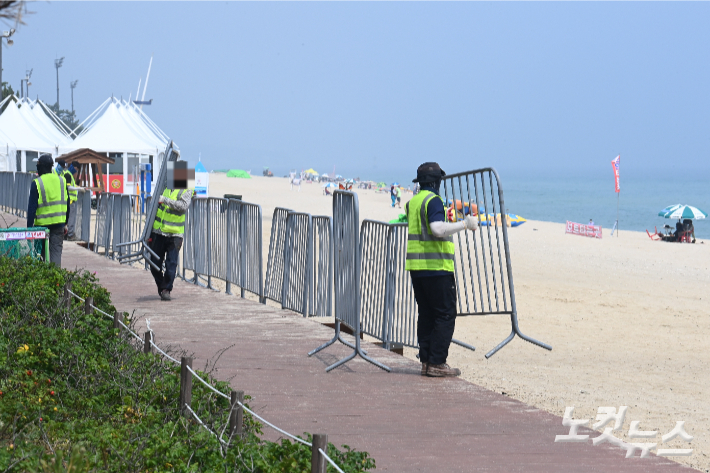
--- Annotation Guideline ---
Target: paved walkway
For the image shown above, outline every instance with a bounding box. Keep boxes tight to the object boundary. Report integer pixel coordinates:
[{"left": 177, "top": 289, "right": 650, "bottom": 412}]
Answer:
[{"left": 1, "top": 210, "right": 693, "bottom": 472}]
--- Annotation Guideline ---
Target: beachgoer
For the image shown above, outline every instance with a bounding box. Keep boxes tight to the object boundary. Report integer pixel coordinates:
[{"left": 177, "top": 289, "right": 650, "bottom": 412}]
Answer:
[
  {"left": 149, "top": 186, "right": 194, "bottom": 301},
  {"left": 589, "top": 219, "right": 594, "bottom": 226},
  {"left": 674, "top": 219, "right": 684, "bottom": 242},
  {"left": 390, "top": 185, "right": 396, "bottom": 207},
  {"left": 27, "top": 154, "right": 69, "bottom": 266},
  {"left": 405, "top": 162, "right": 478, "bottom": 378},
  {"left": 683, "top": 219, "right": 696, "bottom": 243},
  {"left": 396, "top": 186, "right": 402, "bottom": 208}
]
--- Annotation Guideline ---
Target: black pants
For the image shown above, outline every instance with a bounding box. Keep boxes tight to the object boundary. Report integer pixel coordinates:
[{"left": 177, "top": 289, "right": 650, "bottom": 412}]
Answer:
[
  {"left": 149, "top": 232, "right": 182, "bottom": 294},
  {"left": 411, "top": 274, "right": 457, "bottom": 365}
]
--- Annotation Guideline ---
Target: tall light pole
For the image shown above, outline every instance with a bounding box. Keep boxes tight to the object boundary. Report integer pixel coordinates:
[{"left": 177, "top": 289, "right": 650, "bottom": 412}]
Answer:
[
  {"left": 54, "top": 57, "right": 64, "bottom": 108},
  {"left": 70, "top": 79, "right": 78, "bottom": 113},
  {"left": 22, "top": 68, "right": 32, "bottom": 98},
  {"left": 1, "top": 29, "right": 16, "bottom": 99}
]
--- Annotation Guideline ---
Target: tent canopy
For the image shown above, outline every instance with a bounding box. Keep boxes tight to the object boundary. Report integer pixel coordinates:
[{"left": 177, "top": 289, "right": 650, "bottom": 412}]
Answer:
[
  {"left": 0, "top": 96, "right": 71, "bottom": 154},
  {"left": 66, "top": 98, "right": 170, "bottom": 155},
  {"left": 226, "top": 169, "right": 251, "bottom": 178}
]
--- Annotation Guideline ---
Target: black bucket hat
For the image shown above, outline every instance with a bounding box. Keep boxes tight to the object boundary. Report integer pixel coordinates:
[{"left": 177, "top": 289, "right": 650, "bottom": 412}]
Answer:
[{"left": 412, "top": 162, "right": 446, "bottom": 183}]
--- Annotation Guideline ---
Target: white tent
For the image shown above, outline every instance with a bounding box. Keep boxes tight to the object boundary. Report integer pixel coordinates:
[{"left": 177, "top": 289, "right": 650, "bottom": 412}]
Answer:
[
  {"left": 62, "top": 97, "right": 175, "bottom": 193},
  {"left": 0, "top": 96, "right": 72, "bottom": 171},
  {"left": 0, "top": 128, "right": 17, "bottom": 172}
]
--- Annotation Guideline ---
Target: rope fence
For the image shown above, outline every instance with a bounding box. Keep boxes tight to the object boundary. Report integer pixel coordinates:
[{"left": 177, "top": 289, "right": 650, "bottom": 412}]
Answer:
[{"left": 64, "top": 286, "right": 345, "bottom": 472}]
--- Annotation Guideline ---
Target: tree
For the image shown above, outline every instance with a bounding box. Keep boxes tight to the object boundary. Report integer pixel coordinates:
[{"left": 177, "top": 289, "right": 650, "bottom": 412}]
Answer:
[
  {"left": 0, "top": 1, "right": 27, "bottom": 24},
  {"left": 1, "top": 81, "right": 13, "bottom": 100},
  {"left": 47, "top": 102, "right": 83, "bottom": 134}
]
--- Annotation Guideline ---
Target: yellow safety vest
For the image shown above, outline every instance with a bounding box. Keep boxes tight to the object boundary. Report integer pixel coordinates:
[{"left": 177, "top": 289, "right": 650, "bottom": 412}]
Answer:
[
  {"left": 153, "top": 189, "right": 190, "bottom": 235},
  {"left": 405, "top": 190, "right": 455, "bottom": 272},
  {"left": 62, "top": 170, "right": 77, "bottom": 203},
  {"left": 34, "top": 174, "right": 68, "bottom": 227}
]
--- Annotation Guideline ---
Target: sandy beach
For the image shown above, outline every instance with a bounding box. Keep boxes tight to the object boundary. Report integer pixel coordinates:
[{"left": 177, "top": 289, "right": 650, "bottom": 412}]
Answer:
[{"left": 203, "top": 173, "right": 709, "bottom": 471}]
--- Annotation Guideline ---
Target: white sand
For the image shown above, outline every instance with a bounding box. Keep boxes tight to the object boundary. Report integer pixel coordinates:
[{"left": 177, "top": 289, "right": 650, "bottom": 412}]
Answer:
[{"left": 205, "top": 173, "right": 709, "bottom": 470}]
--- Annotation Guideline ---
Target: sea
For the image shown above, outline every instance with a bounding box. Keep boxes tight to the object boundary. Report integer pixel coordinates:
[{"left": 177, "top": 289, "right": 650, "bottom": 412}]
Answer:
[
  {"left": 499, "top": 176, "right": 710, "bottom": 240},
  {"left": 379, "top": 173, "right": 709, "bottom": 240}
]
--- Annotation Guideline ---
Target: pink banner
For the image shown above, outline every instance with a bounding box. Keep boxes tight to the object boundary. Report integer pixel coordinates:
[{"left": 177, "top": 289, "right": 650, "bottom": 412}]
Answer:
[
  {"left": 611, "top": 155, "right": 620, "bottom": 193},
  {"left": 566, "top": 221, "right": 602, "bottom": 239}
]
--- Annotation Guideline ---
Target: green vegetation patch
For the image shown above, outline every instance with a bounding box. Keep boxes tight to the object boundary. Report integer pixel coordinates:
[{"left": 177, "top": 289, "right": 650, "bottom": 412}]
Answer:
[{"left": 0, "top": 257, "right": 375, "bottom": 472}]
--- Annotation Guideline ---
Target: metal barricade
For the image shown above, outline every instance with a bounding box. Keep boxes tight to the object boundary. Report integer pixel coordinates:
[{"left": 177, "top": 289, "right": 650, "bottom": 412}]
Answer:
[
  {"left": 308, "top": 191, "right": 390, "bottom": 372},
  {"left": 441, "top": 168, "right": 551, "bottom": 358},
  {"left": 264, "top": 207, "right": 291, "bottom": 304},
  {"left": 206, "top": 197, "right": 228, "bottom": 290},
  {"left": 73, "top": 190, "right": 92, "bottom": 243},
  {"left": 224, "top": 199, "right": 264, "bottom": 299},
  {"left": 309, "top": 216, "right": 333, "bottom": 317},
  {"left": 359, "top": 221, "right": 473, "bottom": 352},
  {"left": 93, "top": 193, "right": 113, "bottom": 256},
  {"left": 111, "top": 195, "right": 142, "bottom": 259},
  {"left": 281, "top": 212, "right": 312, "bottom": 316},
  {"left": 184, "top": 198, "right": 209, "bottom": 287},
  {"left": 0, "top": 172, "right": 13, "bottom": 213}
]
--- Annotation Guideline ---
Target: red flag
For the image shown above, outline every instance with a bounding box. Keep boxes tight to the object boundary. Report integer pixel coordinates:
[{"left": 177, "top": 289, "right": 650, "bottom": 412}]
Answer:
[{"left": 611, "top": 155, "right": 620, "bottom": 193}]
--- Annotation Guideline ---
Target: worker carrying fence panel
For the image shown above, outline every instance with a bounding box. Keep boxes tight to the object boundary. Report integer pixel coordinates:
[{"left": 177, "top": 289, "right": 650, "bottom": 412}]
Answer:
[
  {"left": 27, "top": 154, "right": 70, "bottom": 267},
  {"left": 406, "top": 162, "right": 478, "bottom": 378},
  {"left": 149, "top": 186, "right": 193, "bottom": 301}
]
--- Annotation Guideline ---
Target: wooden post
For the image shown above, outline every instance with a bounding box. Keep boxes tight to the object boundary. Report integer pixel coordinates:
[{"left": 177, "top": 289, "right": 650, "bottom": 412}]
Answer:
[
  {"left": 113, "top": 311, "right": 121, "bottom": 330},
  {"left": 179, "top": 357, "right": 193, "bottom": 417},
  {"left": 311, "top": 433, "right": 328, "bottom": 473},
  {"left": 84, "top": 297, "right": 93, "bottom": 315},
  {"left": 229, "top": 390, "right": 244, "bottom": 439},
  {"left": 143, "top": 332, "right": 152, "bottom": 354},
  {"left": 64, "top": 283, "right": 71, "bottom": 309}
]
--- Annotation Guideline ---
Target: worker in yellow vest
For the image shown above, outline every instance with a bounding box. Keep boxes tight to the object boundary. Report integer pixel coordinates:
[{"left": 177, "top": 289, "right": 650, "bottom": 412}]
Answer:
[
  {"left": 27, "top": 154, "right": 70, "bottom": 266},
  {"left": 405, "top": 162, "right": 478, "bottom": 378},
  {"left": 149, "top": 187, "right": 193, "bottom": 301},
  {"left": 55, "top": 159, "right": 79, "bottom": 240}
]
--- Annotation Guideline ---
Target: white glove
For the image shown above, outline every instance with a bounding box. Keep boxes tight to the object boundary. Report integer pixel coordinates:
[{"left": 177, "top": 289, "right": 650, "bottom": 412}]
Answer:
[
  {"left": 463, "top": 215, "right": 478, "bottom": 231},
  {"left": 158, "top": 195, "right": 167, "bottom": 204}
]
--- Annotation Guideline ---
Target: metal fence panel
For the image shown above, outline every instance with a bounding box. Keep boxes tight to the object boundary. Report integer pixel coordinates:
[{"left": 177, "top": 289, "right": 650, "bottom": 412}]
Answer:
[
  {"left": 207, "top": 198, "right": 228, "bottom": 288},
  {"left": 264, "top": 207, "right": 291, "bottom": 303},
  {"left": 225, "top": 199, "right": 263, "bottom": 299},
  {"left": 93, "top": 193, "right": 113, "bottom": 255},
  {"left": 308, "top": 191, "right": 390, "bottom": 372},
  {"left": 359, "top": 220, "right": 390, "bottom": 341},
  {"left": 309, "top": 216, "right": 333, "bottom": 317},
  {"left": 441, "top": 168, "right": 551, "bottom": 357},
  {"left": 281, "top": 212, "right": 312, "bottom": 316},
  {"left": 190, "top": 198, "right": 210, "bottom": 282},
  {"left": 74, "top": 190, "right": 92, "bottom": 243}
]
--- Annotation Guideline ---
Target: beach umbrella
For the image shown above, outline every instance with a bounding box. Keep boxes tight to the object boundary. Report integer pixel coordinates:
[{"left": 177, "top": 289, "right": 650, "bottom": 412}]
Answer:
[
  {"left": 392, "top": 182, "right": 399, "bottom": 186},
  {"left": 321, "top": 182, "right": 336, "bottom": 188},
  {"left": 304, "top": 168, "right": 318, "bottom": 175},
  {"left": 658, "top": 204, "right": 707, "bottom": 220}
]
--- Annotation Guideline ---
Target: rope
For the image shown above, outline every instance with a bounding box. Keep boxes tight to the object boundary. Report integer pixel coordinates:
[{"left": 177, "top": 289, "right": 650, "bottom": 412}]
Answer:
[
  {"left": 68, "top": 287, "right": 317, "bottom": 452},
  {"left": 183, "top": 404, "right": 228, "bottom": 446},
  {"left": 185, "top": 365, "right": 311, "bottom": 446},
  {"left": 67, "top": 288, "right": 142, "bottom": 342},
  {"left": 149, "top": 339, "right": 180, "bottom": 364},
  {"left": 320, "top": 448, "right": 345, "bottom": 473},
  {"left": 186, "top": 365, "right": 230, "bottom": 400}
]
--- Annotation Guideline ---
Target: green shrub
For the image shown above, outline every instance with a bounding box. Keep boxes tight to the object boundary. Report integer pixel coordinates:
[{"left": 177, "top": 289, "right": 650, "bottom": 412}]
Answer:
[{"left": 0, "top": 256, "right": 375, "bottom": 472}]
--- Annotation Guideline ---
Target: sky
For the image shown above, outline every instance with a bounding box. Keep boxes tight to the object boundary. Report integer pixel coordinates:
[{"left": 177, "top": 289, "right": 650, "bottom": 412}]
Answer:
[{"left": 2, "top": 2, "right": 710, "bottom": 183}]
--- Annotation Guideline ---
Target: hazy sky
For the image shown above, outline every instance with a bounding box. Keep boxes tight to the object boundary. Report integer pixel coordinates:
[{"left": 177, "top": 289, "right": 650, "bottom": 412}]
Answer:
[{"left": 3, "top": 2, "right": 709, "bottom": 182}]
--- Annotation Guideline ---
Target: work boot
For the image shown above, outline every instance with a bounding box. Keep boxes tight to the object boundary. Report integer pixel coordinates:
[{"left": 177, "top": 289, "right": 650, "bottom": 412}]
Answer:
[
  {"left": 160, "top": 290, "right": 171, "bottom": 301},
  {"left": 426, "top": 363, "right": 461, "bottom": 378},
  {"left": 421, "top": 362, "right": 428, "bottom": 376}
]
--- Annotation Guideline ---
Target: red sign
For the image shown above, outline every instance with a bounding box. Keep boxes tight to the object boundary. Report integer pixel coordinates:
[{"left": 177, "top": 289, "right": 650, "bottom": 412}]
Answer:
[
  {"left": 566, "top": 221, "right": 602, "bottom": 239},
  {"left": 611, "top": 155, "right": 620, "bottom": 193},
  {"left": 106, "top": 174, "right": 124, "bottom": 194}
]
